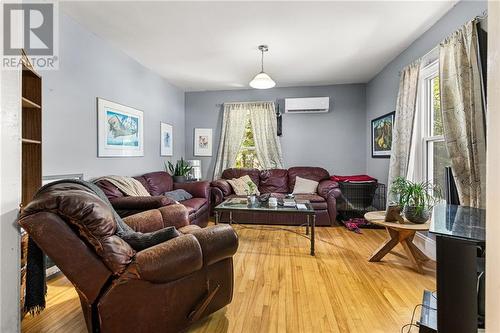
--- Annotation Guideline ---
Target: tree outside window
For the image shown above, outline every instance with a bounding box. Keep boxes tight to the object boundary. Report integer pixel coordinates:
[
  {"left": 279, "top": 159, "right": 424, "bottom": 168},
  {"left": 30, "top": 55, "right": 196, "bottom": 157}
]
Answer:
[{"left": 235, "top": 115, "right": 261, "bottom": 169}]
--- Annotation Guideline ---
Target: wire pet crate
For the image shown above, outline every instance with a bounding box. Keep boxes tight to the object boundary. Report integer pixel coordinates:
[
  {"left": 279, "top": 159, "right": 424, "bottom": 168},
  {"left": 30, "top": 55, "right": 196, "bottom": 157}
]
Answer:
[{"left": 337, "top": 182, "right": 386, "bottom": 222}]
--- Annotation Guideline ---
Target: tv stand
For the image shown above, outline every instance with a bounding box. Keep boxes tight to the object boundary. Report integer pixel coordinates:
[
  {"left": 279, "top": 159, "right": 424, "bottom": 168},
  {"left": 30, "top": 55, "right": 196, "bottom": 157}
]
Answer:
[{"left": 422, "top": 204, "right": 485, "bottom": 333}]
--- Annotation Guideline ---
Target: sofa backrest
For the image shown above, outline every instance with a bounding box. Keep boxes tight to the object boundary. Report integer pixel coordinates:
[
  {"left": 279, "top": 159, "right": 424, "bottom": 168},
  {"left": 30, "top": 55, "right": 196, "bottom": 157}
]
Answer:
[
  {"left": 219, "top": 167, "right": 330, "bottom": 194},
  {"left": 287, "top": 167, "right": 330, "bottom": 190},
  {"left": 19, "top": 182, "right": 135, "bottom": 276},
  {"left": 140, "top": 171, "right": 174, "bottom": 196},
  {"left": 221, "top": 168, "right": 260, "bottom": 187},
  {"left": 259, "top": 169, "right": 289, "bottom": 193}
]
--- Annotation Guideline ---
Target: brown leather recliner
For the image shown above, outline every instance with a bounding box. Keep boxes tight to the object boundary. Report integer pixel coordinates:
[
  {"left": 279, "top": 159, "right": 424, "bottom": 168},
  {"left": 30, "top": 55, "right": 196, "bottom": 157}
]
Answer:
[{"left": 18, "top": 182, "right": 238, "bottom": 333}]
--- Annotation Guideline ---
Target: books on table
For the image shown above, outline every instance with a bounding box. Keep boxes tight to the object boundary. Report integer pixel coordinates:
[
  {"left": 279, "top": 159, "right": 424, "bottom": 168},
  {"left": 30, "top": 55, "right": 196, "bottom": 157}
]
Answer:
[{"left": 283, "top": 199, "right": 296, "bottom": 207}]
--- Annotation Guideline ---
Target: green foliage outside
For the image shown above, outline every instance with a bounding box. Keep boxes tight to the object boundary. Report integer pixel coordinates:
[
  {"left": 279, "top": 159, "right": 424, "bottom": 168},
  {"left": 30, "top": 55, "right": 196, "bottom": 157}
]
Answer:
[{"left": 235, "top": 116, "right": 261, "bottom": 169}]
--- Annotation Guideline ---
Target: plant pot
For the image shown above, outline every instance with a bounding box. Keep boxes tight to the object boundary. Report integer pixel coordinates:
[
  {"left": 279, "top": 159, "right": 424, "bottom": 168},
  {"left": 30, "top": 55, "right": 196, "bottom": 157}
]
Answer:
[
  {"left": 173, "top": 176, "right": 186, "bottom": 183},
  {"left": 403, "top": 205, "right": 431, "bottom": 224}
]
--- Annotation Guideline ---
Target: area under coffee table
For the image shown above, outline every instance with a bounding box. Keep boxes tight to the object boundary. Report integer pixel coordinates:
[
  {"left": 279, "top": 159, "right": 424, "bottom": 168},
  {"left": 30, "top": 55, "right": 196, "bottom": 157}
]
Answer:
[{"left": 214, "top": 198, "right": 317, "bottom": 256}]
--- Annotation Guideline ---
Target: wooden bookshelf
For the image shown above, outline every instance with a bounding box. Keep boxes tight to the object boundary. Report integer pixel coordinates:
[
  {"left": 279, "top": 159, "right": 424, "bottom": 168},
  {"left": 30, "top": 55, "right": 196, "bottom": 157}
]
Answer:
[{"left": 20, "top": 53, "right": 42, "bottom": 317}]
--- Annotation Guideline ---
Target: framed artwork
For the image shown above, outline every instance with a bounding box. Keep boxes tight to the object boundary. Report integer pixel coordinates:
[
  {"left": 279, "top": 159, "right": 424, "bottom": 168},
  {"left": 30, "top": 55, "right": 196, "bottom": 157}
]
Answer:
[
  {"left": 97, "top": 97, "right": 144, "bottom": 157},
  {"left": 371, "top": 111, "right": 395, "bottom": 158},
  {"left": 160, "top": 122, "right": 173, "bottom": 156},
  {"left": 194, "top": 128, "right": 212, "bottom": 156}
]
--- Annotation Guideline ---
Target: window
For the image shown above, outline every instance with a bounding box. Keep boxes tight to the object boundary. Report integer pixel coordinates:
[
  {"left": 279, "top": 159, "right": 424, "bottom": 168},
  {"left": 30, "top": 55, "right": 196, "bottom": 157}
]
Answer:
[
  {"left": 235, "top": 113, "right": 261, "bottom": 169},
  {"left": 418, "top": 61, "right": 451, "bottom": 192}
]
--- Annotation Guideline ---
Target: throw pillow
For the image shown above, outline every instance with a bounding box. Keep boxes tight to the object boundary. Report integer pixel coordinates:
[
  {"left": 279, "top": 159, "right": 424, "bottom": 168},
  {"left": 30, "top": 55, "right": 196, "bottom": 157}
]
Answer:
[
  {"left": 292, "top": 176, "right": 319, "bottom": 194},
  {"left": 163, "top": 189, "right": 193, "bottom": 201},
  {"left": 227, "top": 175, "right": 260, "bottom": 196}
]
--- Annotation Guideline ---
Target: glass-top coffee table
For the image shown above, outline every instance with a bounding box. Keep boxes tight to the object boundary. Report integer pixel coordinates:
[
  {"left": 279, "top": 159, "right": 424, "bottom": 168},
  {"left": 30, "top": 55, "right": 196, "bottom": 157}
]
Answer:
[{"left": 214, "top": 198, "right": 317, "bottom": 256}]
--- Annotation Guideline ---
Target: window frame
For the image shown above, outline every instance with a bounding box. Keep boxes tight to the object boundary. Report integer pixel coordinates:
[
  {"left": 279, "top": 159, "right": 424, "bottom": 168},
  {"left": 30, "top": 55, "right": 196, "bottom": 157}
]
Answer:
[{"left": 416, "top": 60, "right": 446, "bottom": 186}]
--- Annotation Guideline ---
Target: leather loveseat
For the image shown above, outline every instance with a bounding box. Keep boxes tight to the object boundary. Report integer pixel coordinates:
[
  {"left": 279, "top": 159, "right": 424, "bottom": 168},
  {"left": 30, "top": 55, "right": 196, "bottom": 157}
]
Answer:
[
  {"left": 96, "top": 171, "right": 210, "bottom": 227},
  {"left": 18, "top": 181, "right": 238, "bottom": 333},
  {"left": 210, "top": 167, "right": 341, "bottom": 226}
]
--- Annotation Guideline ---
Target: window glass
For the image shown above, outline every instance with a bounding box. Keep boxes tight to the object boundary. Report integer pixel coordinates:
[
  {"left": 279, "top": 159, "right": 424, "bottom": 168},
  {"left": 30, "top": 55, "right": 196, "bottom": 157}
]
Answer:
[
  {"left": 427, "top": 140, "right": 451, "bottom": 193},
  {"left": 431, "top": 76, "right": 443, "bottom": 136},
  {"left": 235, "top": 116, "right": 261, "bottom": 169}
]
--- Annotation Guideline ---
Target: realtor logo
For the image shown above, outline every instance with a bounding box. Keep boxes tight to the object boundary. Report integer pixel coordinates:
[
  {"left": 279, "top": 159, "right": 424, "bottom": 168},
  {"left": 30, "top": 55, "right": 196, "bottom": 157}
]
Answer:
[{"left": 2, "top": 2, "right": 58, "bottom": 69}]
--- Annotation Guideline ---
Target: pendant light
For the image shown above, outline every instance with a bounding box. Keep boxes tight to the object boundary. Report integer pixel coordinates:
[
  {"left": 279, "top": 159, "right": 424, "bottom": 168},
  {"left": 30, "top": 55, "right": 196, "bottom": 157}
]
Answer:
[{"left": 249, "top": 45, "right": 276, "bottom": 89}]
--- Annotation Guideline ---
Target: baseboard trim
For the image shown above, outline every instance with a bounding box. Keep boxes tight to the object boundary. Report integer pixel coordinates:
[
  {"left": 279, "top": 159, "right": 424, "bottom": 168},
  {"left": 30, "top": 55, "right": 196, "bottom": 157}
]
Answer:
[{"left": 414, "top": 232, "right": 436, "bottom": 261}]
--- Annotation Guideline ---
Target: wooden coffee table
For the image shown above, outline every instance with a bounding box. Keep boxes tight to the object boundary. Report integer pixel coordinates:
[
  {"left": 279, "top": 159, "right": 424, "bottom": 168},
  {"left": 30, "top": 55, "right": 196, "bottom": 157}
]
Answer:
[{"left": 364, "top": 211, "right": 431, "bottom": 273}]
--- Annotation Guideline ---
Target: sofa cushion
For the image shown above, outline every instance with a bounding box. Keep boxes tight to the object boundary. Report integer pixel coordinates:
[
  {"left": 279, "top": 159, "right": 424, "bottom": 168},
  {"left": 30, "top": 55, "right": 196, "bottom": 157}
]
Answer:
[
  {"left": 164, "top": 189, "right": 193, "bottom": 201},
  {"left": 181, "top": 198, "right": 208, "bottom": 212},
  {"left": 227, "top": 175, "right": 260, "bottom": 196},
  {"left": 294, "top": 194, "right": 327, "bottom": 210},
  {"left": 141, "top": 171, "right": 173, "bottom": 196},
  {"left": 95, "top": 180, "right": 125, "bottom": 199},
  {"left": 222, "top": 168, "right": 260, "bottom": 187},
  {"left": 259, "top": 169, "right": 289, "bottom": 193},
  {"left": 294, "top": 194, "right": 325, "bottom": 203},
  {"left": 292, "top": 176, "right": 319, "bottom": 194},
  {"left": 288, "top": 167, "right": 330, "bottom": 190}
]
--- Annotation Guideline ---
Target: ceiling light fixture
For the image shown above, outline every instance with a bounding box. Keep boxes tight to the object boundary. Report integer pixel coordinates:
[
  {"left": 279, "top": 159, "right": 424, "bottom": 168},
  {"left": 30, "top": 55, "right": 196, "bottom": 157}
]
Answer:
[{"left": 249, "top": 45, "right": 276, "bottom": 89}]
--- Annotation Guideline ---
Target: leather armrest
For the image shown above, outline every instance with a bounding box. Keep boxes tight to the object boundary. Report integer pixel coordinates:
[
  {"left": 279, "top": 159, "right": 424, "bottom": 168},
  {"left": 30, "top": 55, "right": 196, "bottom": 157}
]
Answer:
[
  {"left": 174, "top": 181, "right": 210, "bottom": 199},
  {"left": 318, "top": 180, "right": 341, "bottom": 199},
  {"left": 158, "top": 204, "right": 190, "bottom": 229},
  {"left": 210, "top": 179, "right": 232, "bottom": 196},
  {"left": 211, "top": 187, "right": 224, "bottom": 206},
  {"left": 123, "top": 209, "right": 165, "bottom": 233},
  {"left": 109, "top": 196, "right": 174, "bottom": 210},
  {"left": 181, "top": 224, "right": 238, "bottom": 266},
  {"left": 133, "top": 234, "right": 203, "bottom": 283}
]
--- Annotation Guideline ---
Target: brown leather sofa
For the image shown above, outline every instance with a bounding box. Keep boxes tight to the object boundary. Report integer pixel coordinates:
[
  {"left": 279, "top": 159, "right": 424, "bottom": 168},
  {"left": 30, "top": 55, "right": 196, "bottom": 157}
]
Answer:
[
  {"left": 210, "top": 167, "right": 341, "bottom": 226},
  {"left": 18, "top": 182, "right": 238, "bottom": 333},
  {"left": 96, "top": 171, "right": 210, "bottom": 227}
]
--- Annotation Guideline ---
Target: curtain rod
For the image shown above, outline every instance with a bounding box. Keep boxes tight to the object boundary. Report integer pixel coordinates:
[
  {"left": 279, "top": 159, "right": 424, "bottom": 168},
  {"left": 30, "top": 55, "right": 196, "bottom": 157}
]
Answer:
[
  {"left": 215, "top": 100, "right": 276, "bottom": 107},
  {"left": 398, "top": 12, "right": 487, "bottom": 76}
]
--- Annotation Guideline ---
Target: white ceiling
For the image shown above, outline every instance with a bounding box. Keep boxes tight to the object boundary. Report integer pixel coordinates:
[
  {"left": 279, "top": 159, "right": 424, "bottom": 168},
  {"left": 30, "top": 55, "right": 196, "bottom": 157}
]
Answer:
[{"left": 61, "top": 1, "right": 457, "bottom": 92}]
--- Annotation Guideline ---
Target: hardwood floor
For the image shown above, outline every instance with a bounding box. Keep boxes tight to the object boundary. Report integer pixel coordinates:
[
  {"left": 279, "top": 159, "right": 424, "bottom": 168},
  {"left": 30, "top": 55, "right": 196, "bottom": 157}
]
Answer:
[{"left": 22, "top": 224, "right": 435, "bottom": 333}]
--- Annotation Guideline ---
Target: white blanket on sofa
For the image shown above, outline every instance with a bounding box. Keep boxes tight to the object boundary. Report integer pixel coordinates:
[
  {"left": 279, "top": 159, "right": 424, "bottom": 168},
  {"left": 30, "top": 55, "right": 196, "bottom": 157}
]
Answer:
[{"left": 93, "top": 175, "right": 151, "bottom": 197}]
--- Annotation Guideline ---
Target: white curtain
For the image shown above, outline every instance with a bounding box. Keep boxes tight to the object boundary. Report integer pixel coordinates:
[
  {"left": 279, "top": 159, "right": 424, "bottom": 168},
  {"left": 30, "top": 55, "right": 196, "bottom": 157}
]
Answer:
[
  {"left": 212, "top": 104, "right": 248, "bottom": 179},
  {"left": 248, "top": 102, "right": 284, "bottom": 169},
  {"left": 439, "top": 20, "right": 486, "bottom": 208},
  {"left": 387, "top": 60, "right": 421, "bottom": 200}
]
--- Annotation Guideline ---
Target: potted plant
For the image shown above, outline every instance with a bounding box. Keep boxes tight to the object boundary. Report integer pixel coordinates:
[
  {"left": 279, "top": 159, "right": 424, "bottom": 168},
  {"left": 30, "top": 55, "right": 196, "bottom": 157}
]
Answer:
[
  {"left": 246, "top": 180, "right": 258, "bottom": 205},
  {"left": 390, "top": 177, "right": 442, "bottom": 224},
  {"left": 165, "top": 158, "right": 193, "bottom": 183}
]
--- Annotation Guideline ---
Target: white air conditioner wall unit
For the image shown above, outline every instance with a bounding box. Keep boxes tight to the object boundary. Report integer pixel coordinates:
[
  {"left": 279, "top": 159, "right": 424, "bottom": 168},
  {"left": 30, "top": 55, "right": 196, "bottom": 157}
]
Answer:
[{"left": 284, "top": 97, "right": 330, "bottom": 114}]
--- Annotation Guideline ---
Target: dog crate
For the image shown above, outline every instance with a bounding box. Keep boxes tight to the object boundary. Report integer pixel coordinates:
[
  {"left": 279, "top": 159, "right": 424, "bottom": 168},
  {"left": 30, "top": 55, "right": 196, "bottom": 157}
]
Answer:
[{"left": 337, "top": 182, "right": 386, "bottom": 221}]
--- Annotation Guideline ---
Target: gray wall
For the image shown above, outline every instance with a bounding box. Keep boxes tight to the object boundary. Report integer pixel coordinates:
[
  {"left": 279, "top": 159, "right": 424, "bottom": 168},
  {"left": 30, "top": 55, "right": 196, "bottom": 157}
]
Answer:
[
  {"left": 365, "top": 0, "right": 488, "bottom": 185},
  {"left": 185, "top": 85, "right": 366, "bottom": 180},
  {"left": 42, "top": 14, "right": 185, "bottom": 179}
]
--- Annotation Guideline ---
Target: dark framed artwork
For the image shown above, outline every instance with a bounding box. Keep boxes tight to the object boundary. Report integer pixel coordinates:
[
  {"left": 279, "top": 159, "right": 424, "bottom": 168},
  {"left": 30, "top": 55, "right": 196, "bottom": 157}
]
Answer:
[{"left": 371, "top": 111, "right": 395, "bottom": 158}]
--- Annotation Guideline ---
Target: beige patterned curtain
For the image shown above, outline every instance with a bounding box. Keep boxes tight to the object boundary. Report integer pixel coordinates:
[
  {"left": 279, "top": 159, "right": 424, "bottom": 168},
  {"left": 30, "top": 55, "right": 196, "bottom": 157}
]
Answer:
[
  {"left": 439, "top": 20, "right": 486, "bottom": 208},
  {"left": 248, "top": 102, "right": 284, "bottom": 169},
  {"left": 213, "top": 104, "right": 248, "bottom": 179},
  {"left": 387, "top": 60, "right": 421, "bottom": 199}
]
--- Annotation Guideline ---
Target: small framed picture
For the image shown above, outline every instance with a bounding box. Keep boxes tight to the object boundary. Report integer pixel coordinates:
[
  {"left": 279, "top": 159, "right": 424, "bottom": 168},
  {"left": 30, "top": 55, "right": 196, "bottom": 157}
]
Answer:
[
  {"left": 160, "top": 122, "right": 173, "bottom": 156},
  {"left": 194, "top": 128, "right": 212, "bottom": 156},
  {"left": 371, "top": 111, "right": 395, "bottom": 158},
  {"left": 97, "top": 97, "right": 144, "bottom": 157}
]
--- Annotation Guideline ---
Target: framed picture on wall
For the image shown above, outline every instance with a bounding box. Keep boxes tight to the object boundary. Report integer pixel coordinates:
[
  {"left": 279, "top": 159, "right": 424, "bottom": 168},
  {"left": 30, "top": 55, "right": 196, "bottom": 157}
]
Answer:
[
  {"left": 97, "top": 97, "right": 144, "bottom": 157},
  {"left": 371, "top": 111, "right": 395, "bottom": 158},
  {"left": 160, "top": 122, "right": 173, "bottom": 156},
  {"left": 194, "top": 128, "right": 212, "bottom": 156}
]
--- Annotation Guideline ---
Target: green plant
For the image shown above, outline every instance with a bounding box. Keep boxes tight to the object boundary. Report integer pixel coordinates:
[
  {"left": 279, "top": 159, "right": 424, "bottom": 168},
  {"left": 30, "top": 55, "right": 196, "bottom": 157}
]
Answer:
[
  {"left": 390, "top": 177, "right": 442, "bottom": 214},
  {"left": 165, "top": 158, "right": 192, "bottom": 176},
  {"left": 245, "top": 180, "right": 257, "bottom": 196}
]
